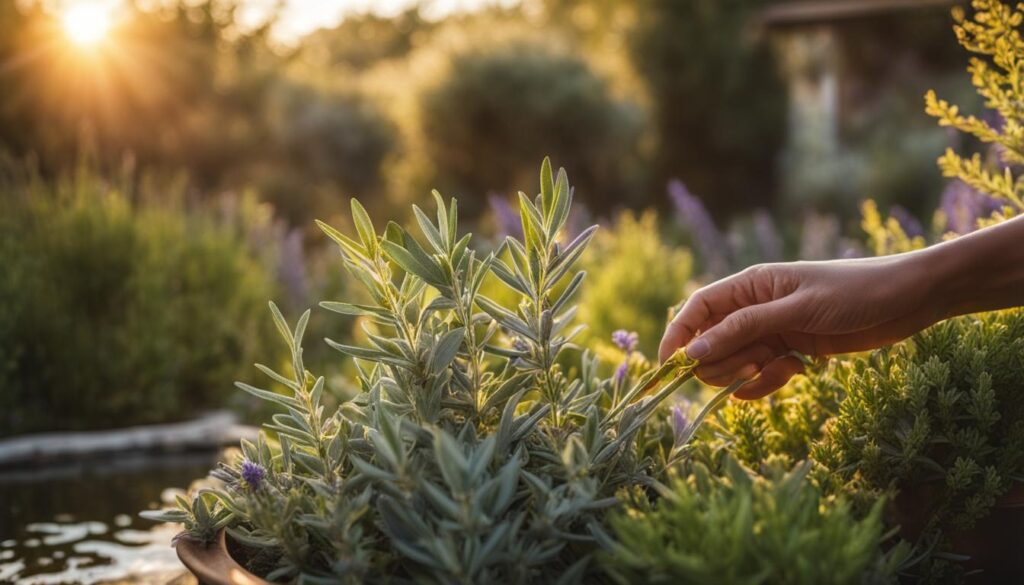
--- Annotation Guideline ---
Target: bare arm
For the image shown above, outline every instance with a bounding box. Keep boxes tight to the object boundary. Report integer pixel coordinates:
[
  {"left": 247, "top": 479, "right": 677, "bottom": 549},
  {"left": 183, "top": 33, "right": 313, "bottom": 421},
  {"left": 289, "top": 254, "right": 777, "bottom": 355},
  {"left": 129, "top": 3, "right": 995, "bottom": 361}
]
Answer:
[
  {"left": 924, "top": 214, "right": 1024, "bottom": 318},
  {"left": 659, "top": 214, "right": 1024, "bottom": 399}
]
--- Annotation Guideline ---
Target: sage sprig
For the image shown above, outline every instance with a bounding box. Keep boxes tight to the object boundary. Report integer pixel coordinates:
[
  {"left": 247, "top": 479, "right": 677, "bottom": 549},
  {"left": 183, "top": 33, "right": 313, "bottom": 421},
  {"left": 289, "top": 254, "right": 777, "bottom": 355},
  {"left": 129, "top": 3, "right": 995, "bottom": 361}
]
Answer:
[{"left": 144, "top": 159, "right": 704, "bottom": 584}]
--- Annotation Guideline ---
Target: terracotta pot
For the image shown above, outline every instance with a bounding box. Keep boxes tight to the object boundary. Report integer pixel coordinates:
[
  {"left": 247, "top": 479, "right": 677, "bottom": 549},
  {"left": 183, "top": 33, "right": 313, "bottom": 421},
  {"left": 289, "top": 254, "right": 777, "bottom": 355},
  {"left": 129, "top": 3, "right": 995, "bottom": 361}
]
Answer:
[
  {"left": 894, "top": 482, "right": 1024, "bottom": 580},
  {"left": 175, "top": 529, "right": 270, "bottom": 585}
]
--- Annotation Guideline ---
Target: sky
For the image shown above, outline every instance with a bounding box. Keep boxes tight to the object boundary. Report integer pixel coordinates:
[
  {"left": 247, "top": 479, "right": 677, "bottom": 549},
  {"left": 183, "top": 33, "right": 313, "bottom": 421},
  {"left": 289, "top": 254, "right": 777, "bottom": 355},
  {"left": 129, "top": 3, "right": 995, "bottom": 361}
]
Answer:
[
  {"left": 236, "top": 0, "right": 518, "bottom": 43},
  {"left": 45, "top": 0, "right": 519, "bottom": 46}
]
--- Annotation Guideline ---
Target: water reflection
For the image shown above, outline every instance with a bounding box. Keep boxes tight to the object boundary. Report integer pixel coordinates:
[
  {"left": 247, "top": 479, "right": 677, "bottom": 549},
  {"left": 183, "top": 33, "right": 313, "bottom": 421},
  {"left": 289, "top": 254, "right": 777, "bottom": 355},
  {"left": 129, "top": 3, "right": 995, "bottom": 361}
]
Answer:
[{"left": 0, "top": 451, "right": 216, "bottom": 584}]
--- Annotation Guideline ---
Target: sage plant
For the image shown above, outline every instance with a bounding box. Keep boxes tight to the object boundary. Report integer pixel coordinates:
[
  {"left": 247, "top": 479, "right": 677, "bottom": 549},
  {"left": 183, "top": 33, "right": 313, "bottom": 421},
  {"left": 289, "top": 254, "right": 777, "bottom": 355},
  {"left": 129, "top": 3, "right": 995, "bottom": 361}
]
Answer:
[{"left": 145, "top": 159, "right": 704, "bottom": 584}]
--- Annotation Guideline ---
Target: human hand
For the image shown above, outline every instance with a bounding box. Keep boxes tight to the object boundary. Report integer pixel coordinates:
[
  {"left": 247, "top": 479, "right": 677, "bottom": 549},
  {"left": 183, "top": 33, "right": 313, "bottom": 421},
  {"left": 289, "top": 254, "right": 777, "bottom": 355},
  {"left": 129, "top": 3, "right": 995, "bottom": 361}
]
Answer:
[{"left": 658, "top": 255, "right": 944, "bottom": 399}]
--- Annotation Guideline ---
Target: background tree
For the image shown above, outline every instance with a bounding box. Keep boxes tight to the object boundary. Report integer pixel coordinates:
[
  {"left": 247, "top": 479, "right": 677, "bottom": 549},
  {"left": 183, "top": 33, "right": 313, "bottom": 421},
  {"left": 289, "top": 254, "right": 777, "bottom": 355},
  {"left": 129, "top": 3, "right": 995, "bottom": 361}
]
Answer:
[
  {"left": 417, "top": 41, "right": 644, "bottom": 217},
  {"left": 629, "top": 0, "right": 786, "bottom": 218}
]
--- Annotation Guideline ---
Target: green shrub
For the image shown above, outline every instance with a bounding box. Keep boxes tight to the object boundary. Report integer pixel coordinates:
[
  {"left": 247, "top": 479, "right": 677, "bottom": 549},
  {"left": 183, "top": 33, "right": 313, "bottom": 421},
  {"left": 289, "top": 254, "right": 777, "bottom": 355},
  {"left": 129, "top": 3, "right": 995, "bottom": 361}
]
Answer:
[
  {"left": 602, "top": 456, "right": 896, "bottom": 585},
  {"left": 417, "top": 42, "right": 643, "bottom": 216},
  {"left": 812, "top": 312, "right": 1024, "bottom": 583},
  {"left": 815, "top": 309, "right": 1024, "bottom": 534},
  {"left": 300, "top": 8, "right": 431, "bottom": 71},
  {"left": 578, "top": 211, "right": 691, "bottom": 358},
  {"left": 700, "top": 367, "right": 845, "bottom": 472},
  {"left": 144, "top": 160, "right": 703, "bottom": 583},
  {"left": 629, "top": 0, "right": 784, "bottom": 218},
  {"left": 259, "top": 83, "right": 398, "bottom": 225},
  {"left": 0, "top": 168, "right": 278, "bottom": 435}
]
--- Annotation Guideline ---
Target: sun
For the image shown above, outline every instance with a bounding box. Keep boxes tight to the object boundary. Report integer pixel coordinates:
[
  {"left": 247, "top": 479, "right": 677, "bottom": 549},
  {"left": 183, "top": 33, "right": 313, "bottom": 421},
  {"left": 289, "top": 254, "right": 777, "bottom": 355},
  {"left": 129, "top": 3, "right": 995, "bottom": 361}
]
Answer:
[{"left": 62, "top": 2, "right": 112, "bottom": 46}]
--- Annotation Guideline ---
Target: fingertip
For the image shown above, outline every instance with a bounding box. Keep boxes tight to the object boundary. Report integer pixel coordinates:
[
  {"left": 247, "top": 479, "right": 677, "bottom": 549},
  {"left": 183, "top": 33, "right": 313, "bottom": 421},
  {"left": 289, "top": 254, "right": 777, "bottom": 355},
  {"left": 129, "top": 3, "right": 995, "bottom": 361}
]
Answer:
[
  {"left": 658, "top": 320, "right": 680, "bottom": 364},
  {"left": 659, "top": 321, "right": 693, "bottom": 364},
  {"left": 659, "top": 292, "right": 712, "bottom": 363},
  {"left": 657, "top": 337, "right": 675, "bottom": 364},
  {"left": 685, "top": 337, "right": 710, "bottom": 360}
]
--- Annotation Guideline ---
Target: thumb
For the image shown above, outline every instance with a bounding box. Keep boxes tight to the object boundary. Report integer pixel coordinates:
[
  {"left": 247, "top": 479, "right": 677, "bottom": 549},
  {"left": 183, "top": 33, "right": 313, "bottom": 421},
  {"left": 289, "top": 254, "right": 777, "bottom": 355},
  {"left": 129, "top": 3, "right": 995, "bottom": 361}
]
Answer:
[{"left": 685, "top": 299, "right": 795, "bottom": 363}]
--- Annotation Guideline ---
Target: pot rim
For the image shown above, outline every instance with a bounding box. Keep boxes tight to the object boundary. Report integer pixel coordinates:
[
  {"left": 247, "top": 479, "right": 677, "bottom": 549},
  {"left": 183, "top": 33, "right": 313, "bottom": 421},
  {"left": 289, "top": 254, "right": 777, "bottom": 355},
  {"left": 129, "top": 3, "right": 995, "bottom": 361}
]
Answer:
[{"left": 175, "top": 529, "right": 270, "bottom": 585}]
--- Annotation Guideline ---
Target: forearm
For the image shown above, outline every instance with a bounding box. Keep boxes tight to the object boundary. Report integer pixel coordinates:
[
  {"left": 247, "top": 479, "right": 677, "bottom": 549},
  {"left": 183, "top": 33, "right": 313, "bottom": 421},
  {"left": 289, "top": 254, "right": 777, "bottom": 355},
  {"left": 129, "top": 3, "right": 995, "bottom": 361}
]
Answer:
[{"left": 917, "top": 214, "right": 1024, "bottom": 319}]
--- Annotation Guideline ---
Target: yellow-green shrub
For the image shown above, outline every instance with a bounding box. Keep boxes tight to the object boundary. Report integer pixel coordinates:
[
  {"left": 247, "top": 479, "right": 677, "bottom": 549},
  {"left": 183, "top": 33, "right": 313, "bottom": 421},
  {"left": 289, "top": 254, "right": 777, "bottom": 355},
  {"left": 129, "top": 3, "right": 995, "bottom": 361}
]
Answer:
[
  {"left": 0, "top": 168, "right": 279, "bottom": 435},
  {"left": 578, "top": 211, "right": 691, "bottom": 358}
]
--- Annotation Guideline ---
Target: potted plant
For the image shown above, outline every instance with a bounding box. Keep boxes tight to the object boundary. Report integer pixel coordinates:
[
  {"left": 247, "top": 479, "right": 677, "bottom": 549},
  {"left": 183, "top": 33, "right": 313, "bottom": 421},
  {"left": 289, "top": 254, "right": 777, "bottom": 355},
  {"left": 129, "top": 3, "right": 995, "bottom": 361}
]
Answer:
[{"left": 143, "top": 160, "right": 723, "bottom": 584}]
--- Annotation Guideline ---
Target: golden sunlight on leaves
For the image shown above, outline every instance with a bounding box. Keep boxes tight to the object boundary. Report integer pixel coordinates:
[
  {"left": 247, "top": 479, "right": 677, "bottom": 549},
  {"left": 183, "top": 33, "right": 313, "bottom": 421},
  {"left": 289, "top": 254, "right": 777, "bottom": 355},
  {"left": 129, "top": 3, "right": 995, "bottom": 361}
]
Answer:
[{"left": 61, "top": 1, "right": 112, "bottom": 47}]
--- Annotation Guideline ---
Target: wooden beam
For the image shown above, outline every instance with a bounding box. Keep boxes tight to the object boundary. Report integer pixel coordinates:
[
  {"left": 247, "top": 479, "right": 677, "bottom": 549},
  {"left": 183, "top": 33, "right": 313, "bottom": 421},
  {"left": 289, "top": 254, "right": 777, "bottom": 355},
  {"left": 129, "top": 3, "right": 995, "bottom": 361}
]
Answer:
[{"left": 760, "top": 0, "right": 961, "bottom": 28}]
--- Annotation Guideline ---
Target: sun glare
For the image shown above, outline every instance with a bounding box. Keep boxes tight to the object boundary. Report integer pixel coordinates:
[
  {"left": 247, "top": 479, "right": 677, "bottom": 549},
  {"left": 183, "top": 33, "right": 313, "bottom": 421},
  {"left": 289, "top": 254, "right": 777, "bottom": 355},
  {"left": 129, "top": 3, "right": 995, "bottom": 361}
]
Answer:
[{"left": 62, "top": 2, "right": 112, "bottom": 46}]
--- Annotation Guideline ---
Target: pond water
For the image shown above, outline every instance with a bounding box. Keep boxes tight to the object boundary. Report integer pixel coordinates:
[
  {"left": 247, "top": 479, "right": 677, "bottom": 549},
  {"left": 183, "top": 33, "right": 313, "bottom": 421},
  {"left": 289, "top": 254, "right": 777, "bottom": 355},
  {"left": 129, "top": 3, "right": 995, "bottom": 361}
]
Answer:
[{"left": 0, "top": 451, "right": 218, "bottom": 584}]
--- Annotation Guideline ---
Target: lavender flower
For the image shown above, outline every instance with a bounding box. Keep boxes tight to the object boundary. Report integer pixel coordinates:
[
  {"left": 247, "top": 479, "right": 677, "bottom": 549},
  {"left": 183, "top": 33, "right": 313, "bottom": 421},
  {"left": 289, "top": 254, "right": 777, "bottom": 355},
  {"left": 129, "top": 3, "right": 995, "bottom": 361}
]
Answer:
[
  {"left": 837, "top": 238, "right": 865, "bottom": 259},
  {"left": 488, "top": 193, "right": 523, "bottom": 240},
  {"left": 562, "top": 200, "right": 591, "bottom": 243},
  {"left": 798, "top": 212, "right": 840, "bottom": 260},
  {"left": 752, "top": 209, "right": 783, "bottom": 263},
  {"left": 241, "top": 460, "right": 267, "bottom": 491},
  {"left": 612, "top": 330, "right": 639, "bottom": 353},
  {"left": 888, "top": 205, "right": 924, "bottom": 239},
  {"left": 668, "top": 180, "right": 730, "bottom": 277},
  {"left": 670, "top": 404, "right": 690, "bottom": 445},
  {"left": 614, "top": 361, "right": 629, "bottom": 385},
  {"left": 980, "top": 111, "right": 1012, "bottom": 171},
  {"left": 612, "top": 330, "right": 639, "bottom": 385},
  {"left": 983, "top": 110, "right": 1006, "bottom": 132},
  {"left": 279, "top": 228, "right": 308, "bottom": 309},
  {"left": 940, "top": 180, "right": 1002, "bottom": 234}
]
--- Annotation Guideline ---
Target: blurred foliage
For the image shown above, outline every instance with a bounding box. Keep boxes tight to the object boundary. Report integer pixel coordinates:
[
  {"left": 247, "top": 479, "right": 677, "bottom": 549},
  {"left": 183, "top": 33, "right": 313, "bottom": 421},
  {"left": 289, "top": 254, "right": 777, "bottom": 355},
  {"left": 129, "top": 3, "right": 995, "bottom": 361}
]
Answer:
[
  {"left": 860, "top": 199, "right": 927, "bottom": 256},
  {"left": 0, "top": 0, "right": 398, "bottom": 226},
  {"left": 260, "top": 83, "right": 398, "bottom": 225},
  {"left": 416, "top": 41, "right": 643, "bottom": 217},
  {"left": 578, "top": 211, "right": 691, "bottom": 358},
  {"left": 0, "top": 0, "right": 982, "bottom": 226},
  {"left": 628, "top": 0, "right": 785, "bottom": 218},
  {"left": 0, "top": 160, "right": 280, "bottom": 435},
  {"left": 0, "top": 1, "right": 275, "bottom": 180},
  {"left": 300, "top": 8, "right": 432, "bottom": 71},
  {"left": 774, "top": 4, "right": 973, "bottom": 219}
]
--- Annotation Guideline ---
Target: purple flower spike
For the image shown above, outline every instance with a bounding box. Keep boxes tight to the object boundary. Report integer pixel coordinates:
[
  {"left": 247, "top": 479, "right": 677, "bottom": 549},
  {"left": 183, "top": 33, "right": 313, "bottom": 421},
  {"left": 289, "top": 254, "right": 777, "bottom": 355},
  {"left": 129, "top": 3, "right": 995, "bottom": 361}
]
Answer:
[
  {"left": 940, "top": 180, "right": 1002, "bottom": 234},
  {"left": 668, "top": 180, "right": 730, "bottom": 277},
  {"left": 670, "top": 404, "right": 690, "bottom": 444},
  {"left": 612, "top": 330, "right": 639, "bottom": 384},
  {"left": 888, "top": 205, "right": 924, "bottom": 239},
  {"left": 612, "top": 330, "right": 639, "bottom": 353},
  {"left": 488, "top": 193, "right": 523, "bottom": 240},
  {"left": 614, "top": 361, "right": 629, "bottom": 384},
  {"left": 241, "top": 460, "right": 267, "bottom": 491},
  {"left": 753, "top": 209, "right": 783, "bottom": 263}
]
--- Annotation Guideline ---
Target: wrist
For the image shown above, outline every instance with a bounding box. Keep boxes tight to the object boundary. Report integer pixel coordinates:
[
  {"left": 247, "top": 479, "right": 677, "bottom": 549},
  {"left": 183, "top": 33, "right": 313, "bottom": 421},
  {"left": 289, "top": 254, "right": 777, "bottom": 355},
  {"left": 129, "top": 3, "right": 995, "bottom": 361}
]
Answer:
[
  {"left": 891, "top": 245, "right": 958, "bottom": 323},
  {"left": 915, "top": 216, "right": 1024, "bottom": 319}
]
